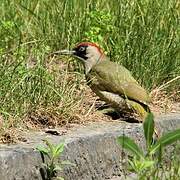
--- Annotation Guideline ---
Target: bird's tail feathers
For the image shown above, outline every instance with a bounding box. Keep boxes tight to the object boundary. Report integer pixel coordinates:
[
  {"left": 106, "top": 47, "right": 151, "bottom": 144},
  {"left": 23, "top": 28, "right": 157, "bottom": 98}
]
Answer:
[{"left": 126, "top": 99, "right": 150, "bottom": 121}]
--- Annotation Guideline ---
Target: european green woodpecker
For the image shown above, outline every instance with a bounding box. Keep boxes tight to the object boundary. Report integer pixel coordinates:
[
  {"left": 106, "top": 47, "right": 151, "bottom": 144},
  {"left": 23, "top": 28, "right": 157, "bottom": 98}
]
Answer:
[{"left": 54, "top": 42, "right": 151, "bottom": 121}]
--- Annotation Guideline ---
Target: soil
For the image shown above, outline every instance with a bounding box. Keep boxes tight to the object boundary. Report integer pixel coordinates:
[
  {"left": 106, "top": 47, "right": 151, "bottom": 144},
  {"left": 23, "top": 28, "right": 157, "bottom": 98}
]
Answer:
[{"left": 0, "top": 87, "right": 179, "bottom": 144}]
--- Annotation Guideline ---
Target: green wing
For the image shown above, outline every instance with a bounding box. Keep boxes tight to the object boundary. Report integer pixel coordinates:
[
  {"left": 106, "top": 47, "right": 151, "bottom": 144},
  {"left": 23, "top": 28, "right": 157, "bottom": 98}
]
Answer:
[{"left": 87, "top": 60, "right": 150, "bottom": 104}]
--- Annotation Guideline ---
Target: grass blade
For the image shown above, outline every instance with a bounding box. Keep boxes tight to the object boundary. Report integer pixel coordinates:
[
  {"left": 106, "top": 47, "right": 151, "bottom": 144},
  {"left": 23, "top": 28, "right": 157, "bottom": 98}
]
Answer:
[
  {"left": 143, "top": 113, "right": 154, "bottom": 149},
  {"left": 151, "top": 129, "right": 180, "bottom": 154},
  {"left": 117, "top": 136, "right": 144, "bottom": 159}
]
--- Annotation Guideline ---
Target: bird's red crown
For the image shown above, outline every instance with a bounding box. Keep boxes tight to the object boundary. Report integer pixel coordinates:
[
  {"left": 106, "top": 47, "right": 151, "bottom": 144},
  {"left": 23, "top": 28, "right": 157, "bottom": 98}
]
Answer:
[{"left": 76, "top": 42, "right": 104, "bottom": 55}]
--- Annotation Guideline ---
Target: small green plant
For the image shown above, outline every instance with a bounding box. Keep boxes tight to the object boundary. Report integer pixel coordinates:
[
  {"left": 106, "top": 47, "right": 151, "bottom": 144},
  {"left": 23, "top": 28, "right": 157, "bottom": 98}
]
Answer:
[
  {"left": 84, "top": 10, "right": 116, "bottom": 51},
  {"left": 117, "top": 113, "right": 180, "bottom": 178},
  {"left": 36, "top": 139, "right": 75, "bottom": 180}
]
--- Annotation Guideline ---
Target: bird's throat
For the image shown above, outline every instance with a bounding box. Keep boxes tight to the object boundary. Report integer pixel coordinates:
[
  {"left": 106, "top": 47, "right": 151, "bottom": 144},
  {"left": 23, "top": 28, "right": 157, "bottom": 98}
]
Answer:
[
  {"left": 84, "top": 54, "right": 106, "bottom": 75},
  {"left": 85, "top": 62, "right": 93, "bottom": 75}
]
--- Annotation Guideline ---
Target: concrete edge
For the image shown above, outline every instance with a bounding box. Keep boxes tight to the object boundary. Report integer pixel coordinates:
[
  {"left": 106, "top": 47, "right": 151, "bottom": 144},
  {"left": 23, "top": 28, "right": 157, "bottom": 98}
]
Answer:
[{"left": 0, "top": 113, "right": 179, "bottom": 180}]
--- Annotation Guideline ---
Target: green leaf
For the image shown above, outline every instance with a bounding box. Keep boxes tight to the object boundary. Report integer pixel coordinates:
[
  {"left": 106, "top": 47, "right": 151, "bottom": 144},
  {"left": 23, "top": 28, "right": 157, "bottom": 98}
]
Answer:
[
  {"left": 117, "top": 136, "right": 144, "bottom": 159},
  {"left": 36, "top": 146, "right": 49, "bottom": 155},
  {"left": 151, "top": 129, "right": 180, "bottom": 154},
  {"left": 157, "top": 143, "right": 162, "bottom": 163},
  {"left": 55, "top": 143, "right": 64, "bottom": 158},
  {"left": 128, "top": 158, "right": 154, "bottom": 172},
  {"left": 143, "top": 113, "right": 154, "bottom": 149},
  {"left": 141, "top": 159, "right": 155, "bottom": 169},
  {"left": 128, "top": 159, "right": 137, "bottom": 172},
  {"left": 43, "top": 139, "right": 55, "bottom": 155}
]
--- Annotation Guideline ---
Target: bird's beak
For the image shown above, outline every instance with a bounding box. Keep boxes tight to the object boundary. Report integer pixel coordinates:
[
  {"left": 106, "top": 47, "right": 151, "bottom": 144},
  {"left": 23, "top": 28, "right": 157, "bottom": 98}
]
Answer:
[{"left": 51, "top": 49, "right": 75, "bottom": 56}]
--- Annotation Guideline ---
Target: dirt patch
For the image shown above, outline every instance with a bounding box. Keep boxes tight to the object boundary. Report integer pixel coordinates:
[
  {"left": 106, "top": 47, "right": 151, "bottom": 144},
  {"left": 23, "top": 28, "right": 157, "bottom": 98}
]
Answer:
[
  {"left": 150, "top": 88, "right": 180, "bottom": 115},
  {"left": 0, "top": 83, "right": 179, "bottom": 144}
]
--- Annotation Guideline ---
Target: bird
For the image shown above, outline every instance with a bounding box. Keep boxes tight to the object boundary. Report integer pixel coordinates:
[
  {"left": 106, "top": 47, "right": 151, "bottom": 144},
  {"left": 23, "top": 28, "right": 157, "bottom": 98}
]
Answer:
[{"left": 53, "top": 42, "right": 151, "bottom": 121}]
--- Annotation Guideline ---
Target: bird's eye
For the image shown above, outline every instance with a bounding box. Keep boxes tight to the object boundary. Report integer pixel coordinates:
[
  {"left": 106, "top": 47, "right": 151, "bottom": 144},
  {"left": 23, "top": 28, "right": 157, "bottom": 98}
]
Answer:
[{"left": 79, "top": 46, "right": 86, "bottom": 51}]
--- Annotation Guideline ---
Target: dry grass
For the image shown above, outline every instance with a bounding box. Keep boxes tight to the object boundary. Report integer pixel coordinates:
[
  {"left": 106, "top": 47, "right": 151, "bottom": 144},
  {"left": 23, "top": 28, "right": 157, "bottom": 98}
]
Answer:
[
  {"left": 0, "top": 57, "right": 179, "bottom": 144},
  {"left": 1, "top": 78, "right": 179, "bottom": 144},
  {"left": 0, "top": 127, "right": 26, "bottom": 144},
  {"left": 150, "top": 85, "right": 180, "bottom": 115},
  {"left": 0, "top": 91, "right": 111, "bottom": 144}
]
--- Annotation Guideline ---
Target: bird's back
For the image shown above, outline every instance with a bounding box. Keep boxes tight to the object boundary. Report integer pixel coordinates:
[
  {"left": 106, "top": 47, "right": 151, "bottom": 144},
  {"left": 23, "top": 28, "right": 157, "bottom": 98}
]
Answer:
[{"left": 87, "top": 60, "right": 150, "bottom": 104}]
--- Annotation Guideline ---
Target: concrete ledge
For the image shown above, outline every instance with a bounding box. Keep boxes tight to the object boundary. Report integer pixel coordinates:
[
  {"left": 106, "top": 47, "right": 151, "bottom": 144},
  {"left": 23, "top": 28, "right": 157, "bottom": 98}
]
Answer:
[{"left": 0, "top": 114, "right": 180, "bottom": 180}]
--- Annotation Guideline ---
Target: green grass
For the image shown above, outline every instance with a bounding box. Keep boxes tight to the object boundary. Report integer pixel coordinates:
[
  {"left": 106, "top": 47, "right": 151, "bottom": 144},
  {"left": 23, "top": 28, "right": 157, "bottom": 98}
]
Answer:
[
  {"left": 127, "top": 144, "right": 180, "bottom": 179},
  {"left": 0, "top": 0, "right": 179, "bottom": 127}
]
